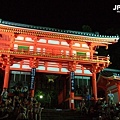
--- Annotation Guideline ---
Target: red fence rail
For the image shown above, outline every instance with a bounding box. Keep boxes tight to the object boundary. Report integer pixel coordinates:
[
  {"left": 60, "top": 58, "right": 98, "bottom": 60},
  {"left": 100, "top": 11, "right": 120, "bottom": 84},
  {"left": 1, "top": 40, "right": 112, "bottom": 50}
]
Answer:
[{"left": 0, "top": 48, "right": 109, "bottom": 63}]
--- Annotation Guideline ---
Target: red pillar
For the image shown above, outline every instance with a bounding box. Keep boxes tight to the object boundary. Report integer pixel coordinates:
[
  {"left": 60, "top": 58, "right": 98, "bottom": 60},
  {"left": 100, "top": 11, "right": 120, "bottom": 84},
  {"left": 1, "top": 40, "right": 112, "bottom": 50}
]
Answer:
[
  {"left": 10, "top": 34, "right": 15, "bottom": 50},
  {"left": 89, "top": 44, "right": 93, "bottom": 59},
  {"left": 31, "top": 89, "right": 35, "bottom": 98},
  {"left": 92, "top": 72, "right": 97, "bottom": 101},
  {"left": 3, "top": 65, "right": 10, "bottom": 89},
  {"left": 30, "top": 68, "right": 36, "bottom": 98},
  {"left": 69, "top": 41, "right": 73, "bottom": 56},
  {"left": 70, "top": 92, "right": 74, "bottom": 109},
  {"left": 117, "top": 83, "right": 120, "bottom": 102},
  {"left": 63, "top": 79, "right": 66, "bottom": 99},
  {"left": 69, "top": 71, "right": 75, "bottom": 110},
  {"left": 33, "top": 37, "right": 38, "bottom": 53}
]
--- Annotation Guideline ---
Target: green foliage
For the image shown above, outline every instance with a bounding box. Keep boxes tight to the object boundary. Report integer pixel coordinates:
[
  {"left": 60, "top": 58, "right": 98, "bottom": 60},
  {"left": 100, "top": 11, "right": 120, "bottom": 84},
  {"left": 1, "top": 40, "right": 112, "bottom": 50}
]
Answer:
[
  {"left": 105, "top": 28, "right": 114, "bottom": 35},
  {"left": 35, "top": 89, "right": 58, "bottom": 104},
  {"left": 82, "top": 25, "right": 92, "bottom": 32},
  {"left": 105, "top": 28, "right": 120, "bottom": 36}
]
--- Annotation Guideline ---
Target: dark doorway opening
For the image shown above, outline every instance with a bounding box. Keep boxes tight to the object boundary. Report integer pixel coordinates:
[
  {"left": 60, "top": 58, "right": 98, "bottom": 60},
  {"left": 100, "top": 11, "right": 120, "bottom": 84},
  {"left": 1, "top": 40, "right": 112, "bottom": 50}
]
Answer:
[{"left": 97, "top": 87, "right": 106, "bottom": 100}]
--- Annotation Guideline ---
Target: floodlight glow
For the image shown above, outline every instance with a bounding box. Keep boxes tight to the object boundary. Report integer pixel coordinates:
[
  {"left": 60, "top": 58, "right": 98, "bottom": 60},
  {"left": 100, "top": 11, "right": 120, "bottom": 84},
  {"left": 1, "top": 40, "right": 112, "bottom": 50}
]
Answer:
[{"left": 39, "top": 95, "right": 43, "bottom": 99}]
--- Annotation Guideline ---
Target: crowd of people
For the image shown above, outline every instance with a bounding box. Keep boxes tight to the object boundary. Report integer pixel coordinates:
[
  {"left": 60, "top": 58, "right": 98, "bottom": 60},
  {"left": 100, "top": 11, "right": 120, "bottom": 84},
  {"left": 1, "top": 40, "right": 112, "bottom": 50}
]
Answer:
[
  {"left": 0, "top": 87, "right": 43, "bottom": 120},
  {"left": 79, "top": 99, "right": 120, "bottom": 120},
  {"left": 1, "top": 86, "right": 120, "bottom": 120},
  {"left": 78, "top": 90, "right": 120, "bottom": 120}
]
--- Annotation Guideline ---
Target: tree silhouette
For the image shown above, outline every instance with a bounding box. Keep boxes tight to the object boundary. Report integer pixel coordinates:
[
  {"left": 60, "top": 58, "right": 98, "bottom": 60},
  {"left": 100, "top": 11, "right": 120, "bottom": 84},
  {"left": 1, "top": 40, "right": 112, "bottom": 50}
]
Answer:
[
  {"left": 82, "top": 25, "right": 92, "bottom": 32},
  {"left": 105, "top": 28, "right": 120, "bottom": 36}
]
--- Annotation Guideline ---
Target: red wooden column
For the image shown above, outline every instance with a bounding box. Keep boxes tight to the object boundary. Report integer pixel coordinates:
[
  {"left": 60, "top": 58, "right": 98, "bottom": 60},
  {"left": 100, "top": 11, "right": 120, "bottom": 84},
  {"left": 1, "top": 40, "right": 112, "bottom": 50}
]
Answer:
[
  {"left": 89, "top": 43, "right": 94, "bottom": 59},
  {"left": 68, "top": 62, "right": 76, "bottom": 109},
  {"left": 10, "top": 34, "right": 15, "bottom": 50},
  {"left": 117, "top": 83, "right": 120, "bottom": 102},
  {"left": 3, "top": 55, "right": 11, "bottom": 89},
  {"left": 3, "top": 64, "right": 10, "bottom": 89},
  {"left": 67, "top": 40, "right": 73, "bottom": 56},
  {"left": 69, "top": 76, "right": 75, "bottom": 110},
  {"left": 63, "top": 79, "right": 66, "bottom": 100},
  {"left": 69, "top": 70, "right": 75, "bottom": 110},
  {"left": 29, "top": 58, "right": 38, "bottom": 98},
  {"left": 30, "top": 68, "right": 36, "bottom": 98},
  {"left": 68, "top": 40, "right": 74, "bottom": 109},
  {"left": 31, "top": 89, "right": 35, "bottom": 98},
  {"left": 33, "top": 37, "right": 39, "bottom": 53},
  {"left": 92, "top": 72, "right": 98, "bottom": 101},
  {"left": 70, "top": 92, "right": 75, "bottom": 109}
]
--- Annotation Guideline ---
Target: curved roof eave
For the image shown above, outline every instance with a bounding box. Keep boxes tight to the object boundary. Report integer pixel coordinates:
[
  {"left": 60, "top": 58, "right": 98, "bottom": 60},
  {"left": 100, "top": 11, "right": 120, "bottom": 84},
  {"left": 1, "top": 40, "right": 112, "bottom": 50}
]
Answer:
[{"left": 0, "top": 18, "right": 119, "bottom": 41}]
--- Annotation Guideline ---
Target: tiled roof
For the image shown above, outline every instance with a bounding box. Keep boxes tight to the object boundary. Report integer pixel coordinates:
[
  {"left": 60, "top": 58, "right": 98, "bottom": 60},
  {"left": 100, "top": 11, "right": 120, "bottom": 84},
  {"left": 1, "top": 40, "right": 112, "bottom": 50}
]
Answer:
[{"left": 0, "top": 18, "right": 119, "bottom": 39}]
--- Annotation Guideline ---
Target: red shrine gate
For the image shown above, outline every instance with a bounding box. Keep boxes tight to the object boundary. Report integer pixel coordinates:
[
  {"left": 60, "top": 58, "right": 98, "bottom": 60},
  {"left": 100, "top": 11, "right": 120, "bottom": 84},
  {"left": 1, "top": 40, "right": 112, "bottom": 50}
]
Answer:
[
  {"left": 97, "top": 68, "right": 120, "bottom": 103},
  {"left": 0, "top": 19, "right": 119, "bottom": 109}
]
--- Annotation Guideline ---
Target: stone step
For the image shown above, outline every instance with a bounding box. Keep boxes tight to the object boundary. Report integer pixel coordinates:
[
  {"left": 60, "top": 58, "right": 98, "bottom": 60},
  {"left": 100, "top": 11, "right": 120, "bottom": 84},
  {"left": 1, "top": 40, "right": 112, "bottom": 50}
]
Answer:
[{"left": 41, "top": 109, "right": 91, "bottom": 120}]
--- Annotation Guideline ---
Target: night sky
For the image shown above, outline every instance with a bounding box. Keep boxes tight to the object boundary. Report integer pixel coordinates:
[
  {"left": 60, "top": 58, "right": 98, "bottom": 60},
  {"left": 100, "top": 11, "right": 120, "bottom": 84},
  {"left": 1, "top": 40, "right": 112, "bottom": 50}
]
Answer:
[{"left": 0, "top": 0, "right": 120, "bottom": 69}]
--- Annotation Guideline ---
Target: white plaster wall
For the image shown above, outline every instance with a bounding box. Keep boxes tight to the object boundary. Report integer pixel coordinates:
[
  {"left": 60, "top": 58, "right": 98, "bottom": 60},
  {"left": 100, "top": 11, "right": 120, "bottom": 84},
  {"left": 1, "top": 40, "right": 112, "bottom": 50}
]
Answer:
[
  {"left": 48, "top": 40, "right": 59, "bottom": 44},
  {"left": 10, "top": 64, "right": 20, "bottom": 68},
  {"left": 15, "top": 36, "right": 24, "bottom": 40},
  {"left": 61, "top": 41, "right": 69, "bottom": 46}
]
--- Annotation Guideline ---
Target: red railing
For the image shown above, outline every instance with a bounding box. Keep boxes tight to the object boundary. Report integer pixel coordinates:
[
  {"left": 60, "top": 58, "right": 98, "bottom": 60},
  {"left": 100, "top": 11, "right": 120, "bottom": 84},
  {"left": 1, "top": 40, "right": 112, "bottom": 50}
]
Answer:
[{"left": 0, "top": 48, "right": 109, "bottom": 63}]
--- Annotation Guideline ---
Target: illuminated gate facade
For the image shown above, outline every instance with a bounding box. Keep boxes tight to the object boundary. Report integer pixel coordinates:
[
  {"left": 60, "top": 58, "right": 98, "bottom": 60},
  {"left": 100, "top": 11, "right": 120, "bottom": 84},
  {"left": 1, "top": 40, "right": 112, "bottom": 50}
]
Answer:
[{"left": 0, "top": 19, "right": 119, "bottom": 109}]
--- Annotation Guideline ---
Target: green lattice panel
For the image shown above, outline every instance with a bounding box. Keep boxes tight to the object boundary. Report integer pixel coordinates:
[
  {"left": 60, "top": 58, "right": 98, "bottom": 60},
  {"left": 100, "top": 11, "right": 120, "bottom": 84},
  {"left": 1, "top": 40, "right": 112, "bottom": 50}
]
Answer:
[{"left": 18, "top": 46, "right": 29, "bottom": 51}]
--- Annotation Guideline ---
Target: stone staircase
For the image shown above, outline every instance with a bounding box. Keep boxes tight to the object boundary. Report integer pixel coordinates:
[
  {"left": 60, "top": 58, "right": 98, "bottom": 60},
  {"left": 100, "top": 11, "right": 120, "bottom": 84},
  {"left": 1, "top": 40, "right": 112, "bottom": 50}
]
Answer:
[{"left": 41, "top": 109, "right": 92, "bottom": 120}]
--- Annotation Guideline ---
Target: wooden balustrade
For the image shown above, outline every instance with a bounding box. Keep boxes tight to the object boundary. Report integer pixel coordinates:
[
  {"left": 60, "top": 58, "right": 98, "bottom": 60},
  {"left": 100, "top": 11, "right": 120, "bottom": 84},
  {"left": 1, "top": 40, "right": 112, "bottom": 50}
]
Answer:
[{"left": 0, "top": 48, "right": 109, "bottom": 63}]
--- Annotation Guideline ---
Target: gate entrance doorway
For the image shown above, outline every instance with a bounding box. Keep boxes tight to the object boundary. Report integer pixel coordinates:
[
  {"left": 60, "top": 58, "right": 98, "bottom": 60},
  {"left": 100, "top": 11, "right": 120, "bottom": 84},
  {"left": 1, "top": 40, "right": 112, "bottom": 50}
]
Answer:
[{"left": 9, "top": 71, "right": 68, "bottom": 108}]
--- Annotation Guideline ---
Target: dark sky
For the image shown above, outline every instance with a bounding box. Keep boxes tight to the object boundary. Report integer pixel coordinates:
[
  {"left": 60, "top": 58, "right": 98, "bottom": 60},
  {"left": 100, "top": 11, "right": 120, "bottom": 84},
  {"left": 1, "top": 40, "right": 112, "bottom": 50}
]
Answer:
[
  {"left": 0, "top": 1, "right": 119, "bottom": 34},
  {"left": 0, "top": 0, "right": 120, "bottom": 69}
]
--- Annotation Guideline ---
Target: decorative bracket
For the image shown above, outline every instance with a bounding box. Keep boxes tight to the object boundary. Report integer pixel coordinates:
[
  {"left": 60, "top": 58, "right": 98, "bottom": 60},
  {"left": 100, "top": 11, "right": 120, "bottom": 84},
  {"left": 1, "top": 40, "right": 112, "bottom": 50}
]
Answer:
[
  {"left": 68, "top": 61, "right": 77, "bottom": 72},
  {"left": 29, "top": 57, "right": 39, "bottom": 68},
  {"left": 2, "top": 55, "right": 13, "bottom": 67}
]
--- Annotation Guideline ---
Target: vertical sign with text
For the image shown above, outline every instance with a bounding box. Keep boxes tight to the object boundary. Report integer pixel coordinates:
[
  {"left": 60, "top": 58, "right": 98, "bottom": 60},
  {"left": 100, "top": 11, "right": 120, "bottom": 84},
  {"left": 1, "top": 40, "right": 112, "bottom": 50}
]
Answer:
[
  {"left": 70, "top": 72, "right": 75, "bottom": 92},
  {"left": 30, "top": 68, "right": 36, "bottom": 89}
]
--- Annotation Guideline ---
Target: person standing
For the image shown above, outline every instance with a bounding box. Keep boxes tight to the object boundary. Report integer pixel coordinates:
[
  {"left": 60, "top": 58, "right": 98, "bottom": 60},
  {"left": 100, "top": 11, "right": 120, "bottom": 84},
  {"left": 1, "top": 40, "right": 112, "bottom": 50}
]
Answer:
[
  {"left": 38, "top": 102, "right": 43, "bottom": 120},
  {"left": 1, "top": 88, "right": 8, "bottom": 103},
  {"left": 107, "top": 90, "right": 114, "bottom": 105}
]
